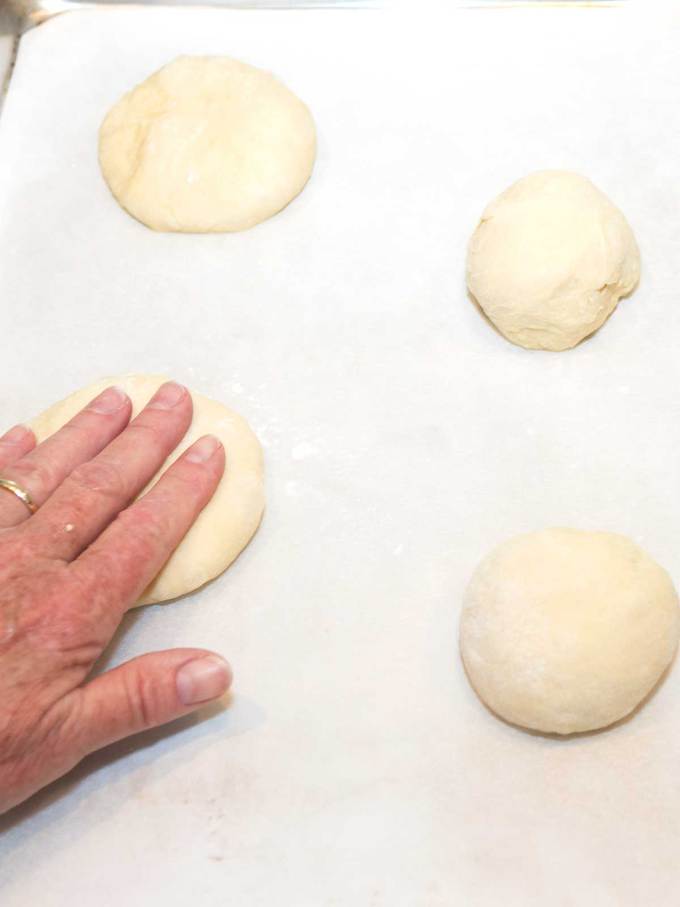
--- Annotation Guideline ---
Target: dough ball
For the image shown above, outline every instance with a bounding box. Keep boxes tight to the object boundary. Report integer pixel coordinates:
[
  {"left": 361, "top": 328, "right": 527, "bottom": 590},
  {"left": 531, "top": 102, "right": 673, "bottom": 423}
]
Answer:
[
  {"left": 31, "top": 375, "right": 265, "bottom": 606},
  {"left": 99, "top": 56, "right": 316, "bottom": 232},
  {"left": 460, "top": 528, "right": 679, "bottom": 734},
  {"left": 466, "top": 171, "right": 640, "bottom": 351}
]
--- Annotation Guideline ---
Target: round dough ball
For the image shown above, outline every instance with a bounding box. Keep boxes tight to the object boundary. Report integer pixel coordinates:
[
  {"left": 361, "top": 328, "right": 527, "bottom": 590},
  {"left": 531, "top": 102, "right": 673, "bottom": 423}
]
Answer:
[
  {"left": 31, "top": 375, "right": 265, "bottom": 606},
  {"left": 460, "top": 528, "right": 679, "bottom": 734},
  {"left": 466, "top": 171, "right": 640, "bottom": 351},
  {"left": 99, "top": 56, "right": 316, "bottom": 233}
]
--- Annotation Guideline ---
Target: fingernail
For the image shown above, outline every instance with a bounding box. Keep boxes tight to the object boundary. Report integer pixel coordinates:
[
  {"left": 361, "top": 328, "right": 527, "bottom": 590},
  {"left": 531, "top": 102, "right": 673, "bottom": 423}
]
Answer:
[
  {"left": 3, "top": 424, "right": 31, "bottom": 444},
  {"left": 176, "top": 655, "right": 232, "bottom": 705},
  {"left": 185, "top": 434, "right": 221, "bottom": 464},
  {"left": 148, "top": 381, "right": 187, "bottom": 410},
  {"left": 88, "top": 385, "right": 128, "bottom": 414}
]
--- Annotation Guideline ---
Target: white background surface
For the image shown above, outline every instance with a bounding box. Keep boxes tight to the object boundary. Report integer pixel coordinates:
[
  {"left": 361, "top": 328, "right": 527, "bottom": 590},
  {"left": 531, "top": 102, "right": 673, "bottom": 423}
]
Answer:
[{"left": 2, "top": 4, "right": 680, "bottom": 905}]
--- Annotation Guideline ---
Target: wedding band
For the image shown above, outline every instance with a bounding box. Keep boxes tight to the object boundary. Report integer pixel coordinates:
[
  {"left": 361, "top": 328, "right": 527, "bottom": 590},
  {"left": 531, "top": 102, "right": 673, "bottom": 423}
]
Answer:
[{"left": 0, "top": 476, "right": 38, "bottom": 514}]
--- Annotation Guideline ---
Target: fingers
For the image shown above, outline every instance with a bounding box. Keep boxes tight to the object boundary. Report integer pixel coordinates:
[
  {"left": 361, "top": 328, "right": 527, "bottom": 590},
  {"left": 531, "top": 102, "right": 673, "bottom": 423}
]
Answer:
[
  {"left": 71, "top": 434, "right": 224, "bottom": 623},
  {"left": 65, "top": 649, "right": 232, "bottom": 757},
  {"left": 0, "top": 386, "right": 131, "bottom": 530},
  {"left": 24, "top": 381, "right": 193, "bottom": 560},
  {"left": 0, "top": 425, "right": 36, "bottom": 472}
]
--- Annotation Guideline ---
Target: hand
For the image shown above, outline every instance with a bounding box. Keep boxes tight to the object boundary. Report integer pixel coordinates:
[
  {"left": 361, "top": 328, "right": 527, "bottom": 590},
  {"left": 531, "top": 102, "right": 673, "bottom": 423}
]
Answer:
[{"left": 0, "top": 381, "right": 232, "bottom": 814}]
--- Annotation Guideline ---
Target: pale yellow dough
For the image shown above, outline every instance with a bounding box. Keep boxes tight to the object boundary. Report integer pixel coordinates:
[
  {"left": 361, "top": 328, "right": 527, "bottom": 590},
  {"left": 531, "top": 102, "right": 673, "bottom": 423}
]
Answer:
[
  {"left": 99, "top": 56, "right": 316, "bottom": 233},
  {"left": 466, "top": 171, "right": 640, "bottom": 351},
  {"left": 460, "top": 529, "right": 680, "bottom": 734},
  {"left": 31, "top": 375, "right": 265, "bottom": 606}
]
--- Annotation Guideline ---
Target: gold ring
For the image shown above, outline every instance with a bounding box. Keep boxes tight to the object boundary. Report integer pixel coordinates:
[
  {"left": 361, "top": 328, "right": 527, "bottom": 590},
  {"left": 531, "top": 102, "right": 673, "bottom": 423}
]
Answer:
[{"left": 0, "top": 476, "right": 38, "bottom": 514}]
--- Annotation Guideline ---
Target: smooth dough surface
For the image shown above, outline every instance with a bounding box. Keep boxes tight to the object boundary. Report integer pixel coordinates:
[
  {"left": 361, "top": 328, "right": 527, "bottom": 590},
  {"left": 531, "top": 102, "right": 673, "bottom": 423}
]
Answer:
[
  {"left": 466, "top": 171, "right": 640, "bottom": 351},
  {"left": 31, "top": 375, "right": 265, "bottom": 606},
  {"left": 460, "top": 528, "right": 680, "bottom": 734},
  {"left": 99, "top": 56, "right": 316, "bottom": 233}
]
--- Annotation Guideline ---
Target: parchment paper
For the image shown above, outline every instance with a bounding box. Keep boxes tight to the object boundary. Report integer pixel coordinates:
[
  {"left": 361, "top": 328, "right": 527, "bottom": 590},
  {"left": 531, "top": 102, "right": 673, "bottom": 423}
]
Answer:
[{"left": 2, "top": 5, "right": 680, "bottom": 905}]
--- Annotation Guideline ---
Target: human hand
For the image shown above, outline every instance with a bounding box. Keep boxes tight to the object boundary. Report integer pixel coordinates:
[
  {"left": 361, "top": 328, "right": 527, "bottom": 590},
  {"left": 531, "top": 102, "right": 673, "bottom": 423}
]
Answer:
[{"left": 0, "top": 381, "right": 232, "bottom": 814}]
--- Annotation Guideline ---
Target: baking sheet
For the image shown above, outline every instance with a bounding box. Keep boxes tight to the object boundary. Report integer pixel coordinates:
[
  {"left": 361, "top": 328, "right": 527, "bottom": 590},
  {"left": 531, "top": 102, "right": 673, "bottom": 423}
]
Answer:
[{"left": 2, "top": 4, "right": 680, "bottom": 905}]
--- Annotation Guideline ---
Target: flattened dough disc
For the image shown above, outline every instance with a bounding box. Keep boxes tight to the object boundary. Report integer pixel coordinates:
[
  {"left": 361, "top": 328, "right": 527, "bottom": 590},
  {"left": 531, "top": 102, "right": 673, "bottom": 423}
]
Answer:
[
  {"left": 31, "top": 375, "right": 265, "bottom": 605},
  {"left": 99, "top": 55, "right": 317, "bottom": 233}
]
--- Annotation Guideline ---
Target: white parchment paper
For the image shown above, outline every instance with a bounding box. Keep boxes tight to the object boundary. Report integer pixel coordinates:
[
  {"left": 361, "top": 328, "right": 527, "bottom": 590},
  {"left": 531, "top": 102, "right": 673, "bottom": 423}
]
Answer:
[{"left": 2, "top": 4, "right": 680, "bottom": 905}]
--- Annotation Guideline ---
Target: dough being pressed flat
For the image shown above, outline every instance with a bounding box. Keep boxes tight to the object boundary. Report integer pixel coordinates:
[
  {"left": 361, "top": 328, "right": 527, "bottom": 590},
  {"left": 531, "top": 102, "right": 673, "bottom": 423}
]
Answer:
[
  {"left": 466, "top": 171, "right": 640, "bottom": 351},
  {"left": 99, "top": 56, "right": 316, "bottom": 233},
  {"left": 460, "top": 528, "right": 680, "bottom": 734},
  {"left": 31, "top": 375, "right": 265, "bottom": 606}
]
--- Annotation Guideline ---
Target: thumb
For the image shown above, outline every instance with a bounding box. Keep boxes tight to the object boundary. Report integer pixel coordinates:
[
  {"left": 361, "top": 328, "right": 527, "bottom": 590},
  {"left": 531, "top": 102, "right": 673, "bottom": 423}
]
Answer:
[{"left": 68, "top": 649, "right": 232, "bottom": 755}]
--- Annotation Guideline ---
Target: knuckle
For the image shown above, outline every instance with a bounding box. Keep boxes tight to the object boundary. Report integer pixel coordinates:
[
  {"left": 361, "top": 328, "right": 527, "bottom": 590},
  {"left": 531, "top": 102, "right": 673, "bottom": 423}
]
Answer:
[
  {"left": 171, "top": 463, "right": 210, "bottom": 497},
  {"left": 127, "top": 419, "right": 167, "bottom": 450},
  {"left": 0, "top": 530, "right": 39, "bottom": 580},
  {"left": 123, "top": 668, "right": 155, "bottom": 728},
  {"left": 31, "top": 698, "right": 79, "bottom": 758},
  {"left": 68, "top": 458, "right": 128, "bottom": 502},
  {"left": 38, "top": 606, "right": 104, "bottom": 665},
  {"left": 55, "top": 421, "right": 87, "bottom": 444},
  {"left": 4, "top": 563, "right": 67, "bottom": 636},
  {"left": 111, "top": 504, "right": 174, "bottom": 568},
  {"left": 119, "top": 500, "right": 172, "bottom": 541},
  {"left": 53, "top": 421, "right": 98, "bottom": 455},
  {"left": 74, "top": 550, "right": 126, "bottom": 612},
  {"left": 10, "top": 458, "right": 58, "bottom": 500}
]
